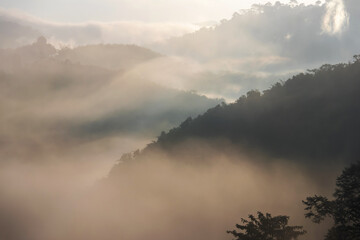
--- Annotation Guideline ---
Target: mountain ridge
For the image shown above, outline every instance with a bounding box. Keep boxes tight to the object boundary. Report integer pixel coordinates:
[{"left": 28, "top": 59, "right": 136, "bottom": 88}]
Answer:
[{"left": 109, "top": 55, "right": 360, "bottom": 177}]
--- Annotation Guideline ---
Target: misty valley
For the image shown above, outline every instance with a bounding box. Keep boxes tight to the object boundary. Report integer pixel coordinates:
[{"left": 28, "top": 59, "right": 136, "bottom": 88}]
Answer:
[{"left": 0, "top": 1, "right": 359, "bottom": 240}]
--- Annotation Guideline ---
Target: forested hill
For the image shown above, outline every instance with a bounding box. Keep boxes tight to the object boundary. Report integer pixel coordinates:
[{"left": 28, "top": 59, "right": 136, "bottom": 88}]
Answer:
[{"left": 141, "top": 56, "right": 360, "bottom": 163}]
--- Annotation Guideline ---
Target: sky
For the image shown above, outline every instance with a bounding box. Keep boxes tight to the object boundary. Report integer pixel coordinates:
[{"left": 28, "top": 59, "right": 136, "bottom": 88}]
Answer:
[{"left": 0, "top": 0, "right": 320, "bottom": 23}]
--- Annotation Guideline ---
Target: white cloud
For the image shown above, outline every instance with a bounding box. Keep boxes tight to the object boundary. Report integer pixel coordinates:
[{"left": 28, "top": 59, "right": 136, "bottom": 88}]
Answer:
[{"left": 322, "top": 0, "right": 349, "bottom": 34}]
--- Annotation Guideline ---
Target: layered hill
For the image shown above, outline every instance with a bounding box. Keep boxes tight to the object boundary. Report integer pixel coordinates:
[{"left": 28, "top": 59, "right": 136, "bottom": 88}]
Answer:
[{"left": 0, "top": 38, "right": 220, "bottom": 162}]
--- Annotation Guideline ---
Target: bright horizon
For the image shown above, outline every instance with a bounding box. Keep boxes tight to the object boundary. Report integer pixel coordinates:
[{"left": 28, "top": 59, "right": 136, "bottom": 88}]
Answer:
[{"left": 0, "top": 0, "right": 319, "bottom": 23}]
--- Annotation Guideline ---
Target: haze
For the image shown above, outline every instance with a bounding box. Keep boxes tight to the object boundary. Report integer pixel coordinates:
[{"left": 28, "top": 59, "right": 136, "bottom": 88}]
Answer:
[{"left": 0, "top": 0, "right": 359, "bottom": 240}]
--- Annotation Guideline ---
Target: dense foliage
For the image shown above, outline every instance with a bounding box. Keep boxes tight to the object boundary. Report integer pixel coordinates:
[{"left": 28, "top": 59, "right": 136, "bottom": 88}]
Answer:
[
  {"left": 227, "top": 212, "right": 306, "bottom": 240},
  {"left": 303, "top": 161, "right": 360, "bottom": 240}
]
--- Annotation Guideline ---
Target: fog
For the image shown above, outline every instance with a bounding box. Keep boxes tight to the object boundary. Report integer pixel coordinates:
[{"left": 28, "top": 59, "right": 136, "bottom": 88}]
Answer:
[
  {"left": 0, "top": 39, "right": 225, "bottom": 240},
  {"left": 0, "top": 38, "right": 219, "bottom": 170},
  {"left": 0, "top": 1, "right": 358, "bottom": 239},
  {"left": 0, "top": 139, "right": 337, "bottom": 240},
  {"left": 1, "top": 1, "right": 359, "bottom": 100}
]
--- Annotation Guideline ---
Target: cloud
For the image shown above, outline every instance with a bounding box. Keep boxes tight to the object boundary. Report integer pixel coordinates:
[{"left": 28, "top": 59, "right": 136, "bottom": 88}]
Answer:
[
  {"left": 156, "top": 1, "right": 357, "bottom": 63},
  {"left": 0, "top": 7, "right": 199, "bottom": 48},
  {"left": 322, "top": 0, "right": 349, "bottom": 34},
  {"left": 128, "top": 55, "right": 295, "bottom": 101},
  {"left": 143, "top": 0, "right": 359, "bottom": 100}
]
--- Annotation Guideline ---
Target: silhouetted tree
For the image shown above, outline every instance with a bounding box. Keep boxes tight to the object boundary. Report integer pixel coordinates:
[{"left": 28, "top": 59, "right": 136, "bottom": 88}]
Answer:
[
  {"left": 303, "top": 161, "right": 360, "bottom": 239},
  {"left": 227, "top": 212, "right": 306, "bottom": 240}
]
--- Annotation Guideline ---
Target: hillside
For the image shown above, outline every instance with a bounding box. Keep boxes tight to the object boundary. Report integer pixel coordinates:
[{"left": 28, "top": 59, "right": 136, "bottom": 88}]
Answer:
[{"left": 110, "top": 56, "right": 360, "bottom": 172}]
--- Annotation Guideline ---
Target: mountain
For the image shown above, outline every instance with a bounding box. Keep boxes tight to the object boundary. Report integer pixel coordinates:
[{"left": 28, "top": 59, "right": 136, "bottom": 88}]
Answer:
[
  {"left": 55, "top": 44, "right": 161, "bottom": 72},
  {"left": 103, "top": 56, "right": 360, "bottom": 240},
  {"left": 110, "top": 55, "right": 360, "bottom": 176},
  {"left": 0, "top": 38, "right": 221, "bottom": 162},
  {"left": 0, "top": 36, "right": 161, "bottom": 74}
]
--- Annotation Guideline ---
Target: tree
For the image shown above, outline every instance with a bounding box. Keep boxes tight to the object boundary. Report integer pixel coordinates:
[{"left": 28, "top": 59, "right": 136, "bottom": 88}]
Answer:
[
  {"left": 227, "top": 212, "right": 306, "bottom": 240},
  {"left": 303, "top": 161, "right": 360, "bottom": 240}
]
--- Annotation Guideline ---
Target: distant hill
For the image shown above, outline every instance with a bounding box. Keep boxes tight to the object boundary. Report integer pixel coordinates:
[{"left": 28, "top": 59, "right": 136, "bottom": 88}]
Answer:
[
  {"left": 110, "top": 56, "right": 360, "bottom": 173},
  {"left": 0, "top": 39, "right": 221, "bottom": 162},
  {"left": 0, "top": 37, "right": 160, "bottom": 73},
  {"left": 55, "top": 44, "right": 161, "bottom": 72}
]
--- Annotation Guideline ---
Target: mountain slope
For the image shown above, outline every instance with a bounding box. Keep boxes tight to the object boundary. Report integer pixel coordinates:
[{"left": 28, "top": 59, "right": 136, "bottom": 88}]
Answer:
[{"left": 110, "top": 56, "right": 360, "bottom": 172}]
